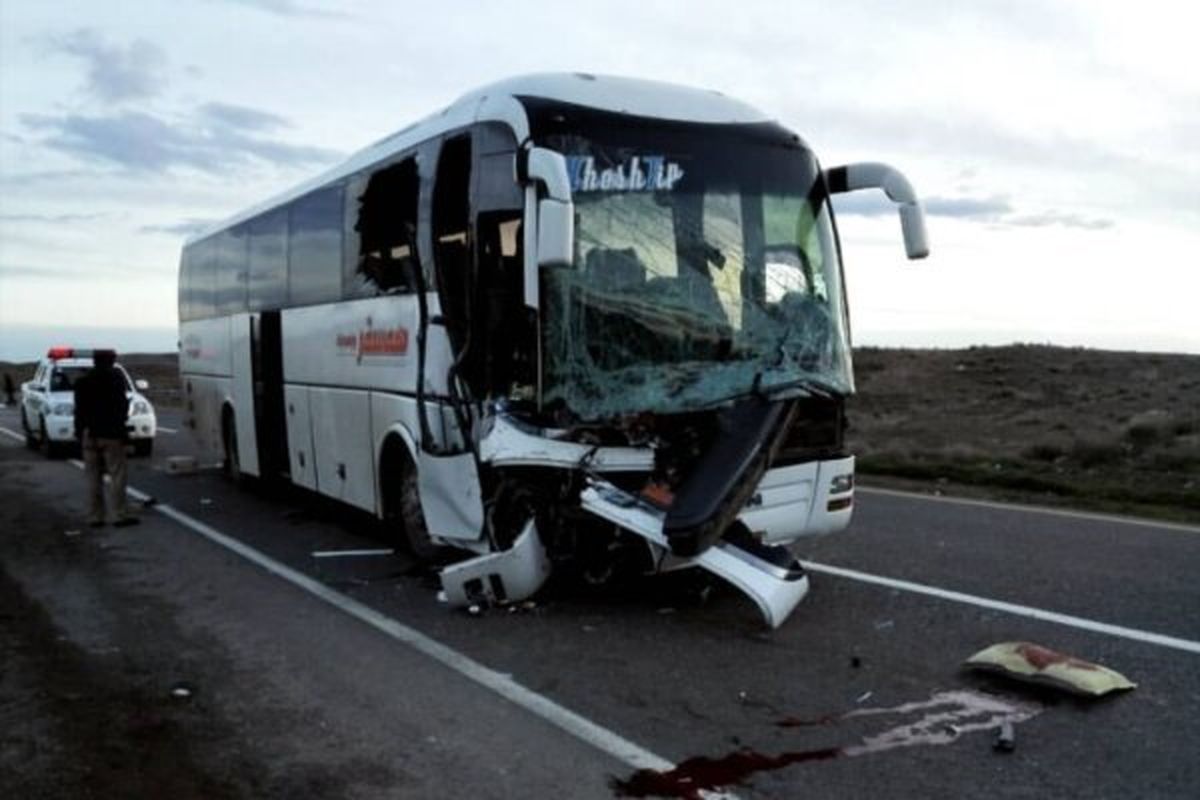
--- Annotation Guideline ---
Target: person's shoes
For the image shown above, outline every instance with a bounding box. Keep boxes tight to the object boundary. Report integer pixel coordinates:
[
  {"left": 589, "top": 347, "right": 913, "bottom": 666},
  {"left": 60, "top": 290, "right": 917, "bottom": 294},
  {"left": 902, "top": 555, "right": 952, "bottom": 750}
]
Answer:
[{"left": 113, "top": 516, "right": 140, "bottom": 528}]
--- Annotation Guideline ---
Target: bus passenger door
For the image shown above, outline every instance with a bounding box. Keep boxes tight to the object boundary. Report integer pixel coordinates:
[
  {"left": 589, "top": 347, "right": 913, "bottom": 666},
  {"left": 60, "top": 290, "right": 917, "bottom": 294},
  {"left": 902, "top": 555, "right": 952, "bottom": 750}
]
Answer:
[
  {"left": 230, "top": 313, "right": 260, "bottom": 476},
  {"left": 252, "top": 310, "right": 289, "bottom": 480}
]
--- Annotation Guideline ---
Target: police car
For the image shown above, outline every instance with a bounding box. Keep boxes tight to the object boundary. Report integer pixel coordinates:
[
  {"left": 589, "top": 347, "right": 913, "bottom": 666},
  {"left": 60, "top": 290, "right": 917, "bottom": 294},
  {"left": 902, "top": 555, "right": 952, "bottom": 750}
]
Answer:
[{"left": 19, "top": 347, "right": 157, "bottom": 457}]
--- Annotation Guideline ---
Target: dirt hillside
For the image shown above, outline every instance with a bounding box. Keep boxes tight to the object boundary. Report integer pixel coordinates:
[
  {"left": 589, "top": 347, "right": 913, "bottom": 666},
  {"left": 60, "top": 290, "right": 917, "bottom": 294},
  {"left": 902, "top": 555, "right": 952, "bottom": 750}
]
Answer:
[{"left": 850, "top": 345, "right": 1200, "bottom": 523}]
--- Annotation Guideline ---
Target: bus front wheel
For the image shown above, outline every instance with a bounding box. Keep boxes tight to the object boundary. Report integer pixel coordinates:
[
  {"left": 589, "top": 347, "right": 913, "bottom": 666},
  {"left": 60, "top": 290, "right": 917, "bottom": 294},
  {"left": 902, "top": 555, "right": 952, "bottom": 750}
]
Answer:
[{"left": 382, "top": 442, "right": 445, "bottom": 564}]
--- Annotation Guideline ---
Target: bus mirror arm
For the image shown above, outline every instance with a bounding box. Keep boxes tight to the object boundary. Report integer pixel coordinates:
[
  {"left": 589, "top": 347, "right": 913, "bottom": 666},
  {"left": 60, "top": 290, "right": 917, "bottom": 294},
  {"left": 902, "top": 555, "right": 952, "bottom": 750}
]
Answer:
[{"left": 825, "top": 162, "right": 930, "bottom": 260}]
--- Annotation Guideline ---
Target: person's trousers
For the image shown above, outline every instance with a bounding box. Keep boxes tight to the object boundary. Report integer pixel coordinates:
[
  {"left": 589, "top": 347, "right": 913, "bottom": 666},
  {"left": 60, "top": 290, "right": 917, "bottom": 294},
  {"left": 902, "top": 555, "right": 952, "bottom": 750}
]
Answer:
[{"left": 84, "top": 433, "right": 129, "bottom": 522}]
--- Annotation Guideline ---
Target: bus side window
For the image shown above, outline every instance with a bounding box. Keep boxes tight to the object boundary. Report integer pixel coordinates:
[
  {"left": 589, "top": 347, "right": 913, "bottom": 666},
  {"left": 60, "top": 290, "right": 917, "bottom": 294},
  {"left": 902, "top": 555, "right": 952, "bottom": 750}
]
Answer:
[
  {"left": 288, "top": 184, "right": 344, "bottom": 305},
  {"left": 214, "top": 228, "right": 246, "bottom": 315},
  {"left": 248, "top": 209, "right": 288, "bottom": 311},
  {"left": 354, "top": 158, "right": 420, "bottom": 295}
]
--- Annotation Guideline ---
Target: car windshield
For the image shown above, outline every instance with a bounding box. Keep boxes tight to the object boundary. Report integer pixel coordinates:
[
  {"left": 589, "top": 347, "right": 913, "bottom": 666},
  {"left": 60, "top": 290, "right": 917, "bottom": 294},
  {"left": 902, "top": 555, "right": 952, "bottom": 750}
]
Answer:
[
  {"left": 533, "top": 114, "right": 852, "bottom": 421},
  {"left": 49, "top": 367, "right": 89, "bottom": 392}
]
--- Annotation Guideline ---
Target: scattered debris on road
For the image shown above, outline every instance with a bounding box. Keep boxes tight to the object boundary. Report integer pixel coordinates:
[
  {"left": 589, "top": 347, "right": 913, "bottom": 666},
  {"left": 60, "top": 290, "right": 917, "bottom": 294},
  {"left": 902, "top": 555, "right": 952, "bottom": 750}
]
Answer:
[
  {"left": 165, "top": 455, "right": 198, "bottom": 474},
  {"left": 994, "top": 720, "right": 1016, "bottom": 753},
  {"left": 310, "top": 548, "right": 395, "bottom": 559},
  {"left": 169, "top": 682, "right": 196, "bottom": 701},
  {"left": 964, "top": 641, "right": 1137, "bottom": 697}
]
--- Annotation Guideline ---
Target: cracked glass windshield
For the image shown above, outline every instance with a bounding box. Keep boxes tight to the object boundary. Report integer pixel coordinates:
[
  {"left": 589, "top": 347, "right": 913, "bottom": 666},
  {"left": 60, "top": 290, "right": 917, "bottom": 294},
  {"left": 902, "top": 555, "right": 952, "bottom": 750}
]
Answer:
[{"left": 537, "top": 116, "right": 852, "bottom": 421}]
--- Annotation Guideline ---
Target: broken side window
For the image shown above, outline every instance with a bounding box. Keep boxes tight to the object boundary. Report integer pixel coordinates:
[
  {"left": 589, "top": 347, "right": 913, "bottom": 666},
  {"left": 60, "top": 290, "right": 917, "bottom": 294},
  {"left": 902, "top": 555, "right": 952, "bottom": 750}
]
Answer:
[{"left": 353, "top": 158, "right": 421, "bottom": 295}]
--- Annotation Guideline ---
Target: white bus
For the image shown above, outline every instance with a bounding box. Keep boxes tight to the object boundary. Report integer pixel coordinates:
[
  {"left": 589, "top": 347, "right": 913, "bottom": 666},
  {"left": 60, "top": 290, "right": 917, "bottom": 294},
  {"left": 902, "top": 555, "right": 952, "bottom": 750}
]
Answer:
[{"left": 178, "top": 73, "right": 928, "bottom": 627}]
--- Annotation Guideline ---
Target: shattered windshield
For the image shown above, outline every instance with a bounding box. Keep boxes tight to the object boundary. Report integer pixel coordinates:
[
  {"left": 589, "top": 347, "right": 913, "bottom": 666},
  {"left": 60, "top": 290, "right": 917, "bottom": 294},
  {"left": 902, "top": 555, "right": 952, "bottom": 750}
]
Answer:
[{"left": 533, "top": 112, "right": 852, "bottom": 421}]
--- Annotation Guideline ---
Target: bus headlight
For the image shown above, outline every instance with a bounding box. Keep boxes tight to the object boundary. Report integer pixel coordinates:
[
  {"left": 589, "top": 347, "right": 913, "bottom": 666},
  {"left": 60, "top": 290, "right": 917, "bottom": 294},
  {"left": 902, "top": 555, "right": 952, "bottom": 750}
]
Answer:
[{"left": 829, "top": 473, "right": 854, "bottom": 494}]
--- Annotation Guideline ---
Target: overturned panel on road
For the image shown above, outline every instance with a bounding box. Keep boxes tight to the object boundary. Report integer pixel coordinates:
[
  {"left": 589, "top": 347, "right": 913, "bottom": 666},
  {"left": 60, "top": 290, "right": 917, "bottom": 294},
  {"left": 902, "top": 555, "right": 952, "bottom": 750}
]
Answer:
[{"left": 965, "top": 641, "right": 1137, "bottom": 697}]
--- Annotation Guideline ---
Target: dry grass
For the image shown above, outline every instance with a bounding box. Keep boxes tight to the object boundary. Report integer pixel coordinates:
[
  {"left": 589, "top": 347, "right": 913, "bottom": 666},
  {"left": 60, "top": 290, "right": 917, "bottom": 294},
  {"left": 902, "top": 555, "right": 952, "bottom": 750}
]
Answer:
[{"left": 850, "top": 345, "right": 1200, "bottom": 523}]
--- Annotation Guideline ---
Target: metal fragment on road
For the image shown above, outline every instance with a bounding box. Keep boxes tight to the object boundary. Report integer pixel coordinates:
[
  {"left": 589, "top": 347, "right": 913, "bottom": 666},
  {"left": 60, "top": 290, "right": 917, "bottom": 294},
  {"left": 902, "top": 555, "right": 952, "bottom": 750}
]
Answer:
[
  {"left": 994, "top": 721, "right": 1015, "bottom": 752},
  {"left": 311, "top": 548, "right": 395, "bottom": 559},
  {"left": 165, "top": 455, "right": 198, "bottom": 474}
]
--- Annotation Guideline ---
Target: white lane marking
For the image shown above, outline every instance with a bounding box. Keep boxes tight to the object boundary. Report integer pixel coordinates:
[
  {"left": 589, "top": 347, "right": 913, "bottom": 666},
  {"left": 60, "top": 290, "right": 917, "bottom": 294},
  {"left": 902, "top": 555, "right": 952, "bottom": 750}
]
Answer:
[
  {"left": 803, "top": 560, "right": 1200, "bottom": 656},
  {"left": 158, "top": 425, "right": 178, "bottom": 434},
  {"left": 858, "top": 485, "right": 1200, "bottom": 533},
  {"left": 0, "top": 426, "right": 24, "bottom": 443},
  {"left": 312, "top": 548, "right": 395, "bottom": 558},
  {"left": 109, "top": 481, "right": 677, "bottom": 776}
]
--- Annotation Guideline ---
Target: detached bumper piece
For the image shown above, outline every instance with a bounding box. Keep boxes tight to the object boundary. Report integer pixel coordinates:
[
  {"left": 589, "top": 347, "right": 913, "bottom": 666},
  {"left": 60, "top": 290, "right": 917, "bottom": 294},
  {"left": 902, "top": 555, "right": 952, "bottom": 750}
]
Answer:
[
  {"left": 581, "top": 480, "right": 809, "bottom": 628},
  {"left": 663, "top": 398, "right": 794, "bottom": 557},
  {"left": 439, "top": 520, "right": 551, "bottom": 608}
]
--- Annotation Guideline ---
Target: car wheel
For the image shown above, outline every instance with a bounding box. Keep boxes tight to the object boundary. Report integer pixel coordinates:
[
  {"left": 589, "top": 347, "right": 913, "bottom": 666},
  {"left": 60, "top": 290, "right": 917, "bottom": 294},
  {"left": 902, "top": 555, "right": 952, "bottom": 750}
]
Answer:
[
  {"left": 21, "top": 409, "right": 37, "bottom": 450},
  {"left": 41, "top": 419, "right": 63, "bottom": 459},
  {"left": 133, "top": 439, "right": 153, "bottom": 458}
]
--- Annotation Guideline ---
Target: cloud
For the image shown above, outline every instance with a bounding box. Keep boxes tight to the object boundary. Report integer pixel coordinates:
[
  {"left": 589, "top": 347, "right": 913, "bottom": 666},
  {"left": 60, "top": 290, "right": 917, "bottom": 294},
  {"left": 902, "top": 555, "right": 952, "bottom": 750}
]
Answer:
[
  {"left": 0, "top": 262, "right": 93, "bottom": 279},
  {"left": 0, "top": 212, "right": 109, "bottom": 225},
  {"left": 210, "top": 0, "right": 347, "bottom": 18},
  {"left": 199, "top": 102, "right": 289, "bottom": 132},
  {"left": 139, "top": 218, "right": 218, "bottom": 236},
  {"left": 47, "top": 28, "right": 167, "bottom": 103},
  {"left": 1005, "top": 210, "right": 1114, "bottom": 230},
  {"left": 834, "top": 192, "right": 1011, "bottom": 221},
  {"left": 833, "top": 191, "right": 1112, "bottom": 230},
  {"left": 21, "top": 109, "right": 341, "bottom": 173}
]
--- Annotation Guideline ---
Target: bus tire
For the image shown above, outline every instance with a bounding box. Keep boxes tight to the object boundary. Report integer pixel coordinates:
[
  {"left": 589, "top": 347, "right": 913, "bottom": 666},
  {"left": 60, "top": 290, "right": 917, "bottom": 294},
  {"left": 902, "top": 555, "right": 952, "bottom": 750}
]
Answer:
[
  {"left": 381, "top": 439, "right": 444, "bottom": 564},
  {"left": 399, "top": 466, "right": 444, "bottom": 563}
]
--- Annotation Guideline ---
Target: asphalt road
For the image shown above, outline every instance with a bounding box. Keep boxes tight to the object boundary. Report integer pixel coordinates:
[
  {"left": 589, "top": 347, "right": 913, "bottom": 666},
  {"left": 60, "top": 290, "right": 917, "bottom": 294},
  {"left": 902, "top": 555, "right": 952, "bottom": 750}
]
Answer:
[{"left": 1, "top": 403, "right": 1198, "bottom": 798}]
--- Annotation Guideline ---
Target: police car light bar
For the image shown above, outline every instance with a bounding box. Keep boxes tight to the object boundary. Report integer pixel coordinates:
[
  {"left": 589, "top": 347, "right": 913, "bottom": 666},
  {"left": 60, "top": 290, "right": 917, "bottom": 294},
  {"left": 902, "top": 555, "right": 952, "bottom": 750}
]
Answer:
[{"left": 46, "top": 347, "right": 107, "bottom": 360}]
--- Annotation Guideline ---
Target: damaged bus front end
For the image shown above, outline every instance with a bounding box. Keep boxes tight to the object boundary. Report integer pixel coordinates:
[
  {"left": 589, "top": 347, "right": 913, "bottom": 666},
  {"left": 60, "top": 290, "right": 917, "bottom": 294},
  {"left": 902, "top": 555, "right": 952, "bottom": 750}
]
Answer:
[{"left": 435, "top": 84, "right": 928, "bottom": 628}]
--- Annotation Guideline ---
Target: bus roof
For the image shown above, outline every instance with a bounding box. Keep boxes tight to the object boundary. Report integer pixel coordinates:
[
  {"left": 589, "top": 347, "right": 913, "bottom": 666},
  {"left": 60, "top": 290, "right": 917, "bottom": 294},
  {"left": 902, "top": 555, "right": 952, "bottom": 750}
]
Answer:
[{"left": 185, "top": 73, "right": 774, "bottom": 245}]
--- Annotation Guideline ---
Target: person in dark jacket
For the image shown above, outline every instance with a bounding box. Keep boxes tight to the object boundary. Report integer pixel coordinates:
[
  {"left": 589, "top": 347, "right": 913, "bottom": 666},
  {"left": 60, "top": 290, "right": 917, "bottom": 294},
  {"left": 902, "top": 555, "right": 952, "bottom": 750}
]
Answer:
[
  {"left": 74, "top": 350, "right": 137, "bottom": 527},
  {"left": 3, "top": 373, "right": 14, "bottom": 406}
]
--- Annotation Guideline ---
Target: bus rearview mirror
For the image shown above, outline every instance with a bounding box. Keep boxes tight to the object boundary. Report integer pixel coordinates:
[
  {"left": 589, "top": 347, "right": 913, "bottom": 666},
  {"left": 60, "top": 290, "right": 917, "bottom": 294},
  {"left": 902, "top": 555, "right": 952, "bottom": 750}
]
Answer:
[
  {"left": 523, "top": 147, "right": 577, "bottom": 307},
  {"left": 537, "top": 198, "right": 574, "bottom": 269}
]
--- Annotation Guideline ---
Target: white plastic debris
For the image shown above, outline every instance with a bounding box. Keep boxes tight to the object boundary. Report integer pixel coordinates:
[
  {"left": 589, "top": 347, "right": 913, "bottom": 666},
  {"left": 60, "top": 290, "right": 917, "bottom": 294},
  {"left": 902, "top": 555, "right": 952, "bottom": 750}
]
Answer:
[{"left": 964, "top": 641, "right": 1137, "bottom": 697}]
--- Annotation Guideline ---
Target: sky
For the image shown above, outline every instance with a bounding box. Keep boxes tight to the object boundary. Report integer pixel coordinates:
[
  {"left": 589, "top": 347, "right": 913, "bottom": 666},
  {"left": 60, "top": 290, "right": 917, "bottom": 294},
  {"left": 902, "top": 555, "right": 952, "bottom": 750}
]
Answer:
[{"left": 1, "top": 0, "right": 1197, "bottom": 360}]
